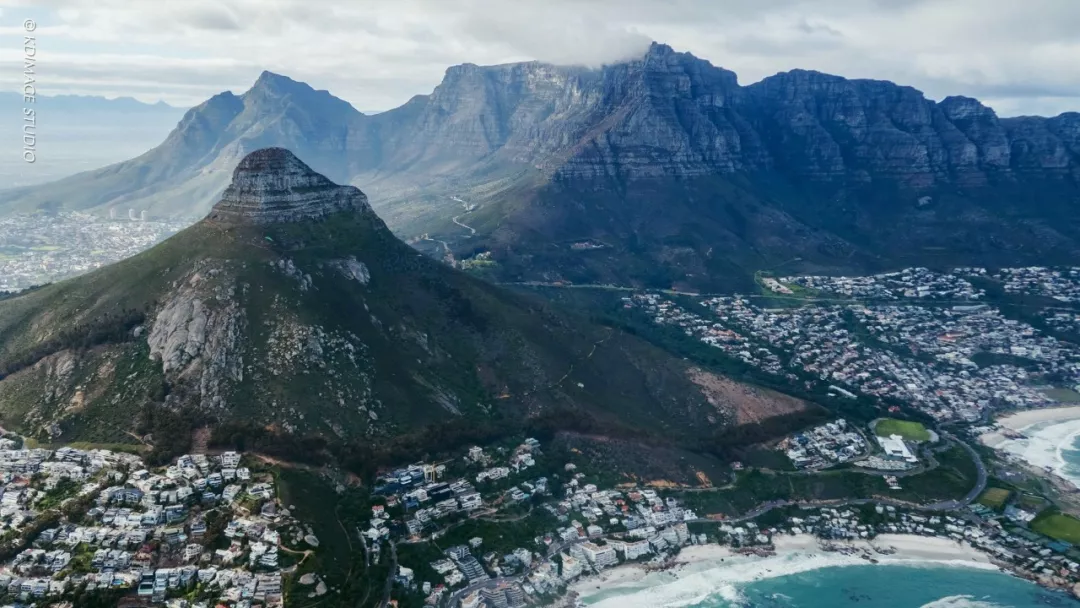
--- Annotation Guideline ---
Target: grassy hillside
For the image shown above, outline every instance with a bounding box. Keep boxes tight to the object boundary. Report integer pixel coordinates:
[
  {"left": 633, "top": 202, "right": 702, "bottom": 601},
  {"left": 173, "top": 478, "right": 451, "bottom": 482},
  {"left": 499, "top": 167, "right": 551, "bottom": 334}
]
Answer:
[{"left": 0, "top": 208, "right": 768, "bottom": 457}]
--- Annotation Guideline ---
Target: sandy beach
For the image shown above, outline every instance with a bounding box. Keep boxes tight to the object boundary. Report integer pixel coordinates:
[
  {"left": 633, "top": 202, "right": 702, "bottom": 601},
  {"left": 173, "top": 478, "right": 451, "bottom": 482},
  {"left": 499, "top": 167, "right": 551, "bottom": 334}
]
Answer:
[
  {"left": 980, "top": 405, "right": 1080, "bottom": 448},
  {"left": 563, "top": 544, "right": 739, "bottom": 604},
  {"left": 998, "top": 406, "right": 1080, "bottom": 429},
  {"left": 786, "top": 533, "right": 993, "bottom": 565},
  {"left": 568, "top": 533, "right": 996, "bottom": 604},
  {"left": 978, "top": 405, "right": 1080, "bottom": 500}
]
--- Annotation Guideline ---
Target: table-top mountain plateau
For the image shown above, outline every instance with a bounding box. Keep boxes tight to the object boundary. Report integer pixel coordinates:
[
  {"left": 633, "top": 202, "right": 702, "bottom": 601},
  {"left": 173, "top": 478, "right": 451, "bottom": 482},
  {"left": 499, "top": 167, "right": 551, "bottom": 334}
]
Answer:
[{"left": 3, "top": 42, "right": 1077, "bottom": 290}]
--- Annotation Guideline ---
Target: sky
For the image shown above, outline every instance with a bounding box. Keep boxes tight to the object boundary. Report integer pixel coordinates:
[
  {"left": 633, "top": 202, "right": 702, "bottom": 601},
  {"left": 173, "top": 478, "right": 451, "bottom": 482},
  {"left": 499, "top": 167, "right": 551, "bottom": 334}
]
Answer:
[{"left": 0, "top": 0, "right": 1078, "bottom": 117}]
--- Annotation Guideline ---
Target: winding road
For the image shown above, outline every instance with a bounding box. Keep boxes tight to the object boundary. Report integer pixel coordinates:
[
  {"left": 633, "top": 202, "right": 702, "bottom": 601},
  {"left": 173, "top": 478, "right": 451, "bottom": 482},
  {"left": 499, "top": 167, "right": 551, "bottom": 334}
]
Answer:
[
  {"left": 689, "top": 436, "right": 988, "bottom": 525},
  {"left": 376, "top": 541, "right": 398, "bottom": 608},
  {"left": 449, "top": 196, "right": 478, "bottom": 237}
]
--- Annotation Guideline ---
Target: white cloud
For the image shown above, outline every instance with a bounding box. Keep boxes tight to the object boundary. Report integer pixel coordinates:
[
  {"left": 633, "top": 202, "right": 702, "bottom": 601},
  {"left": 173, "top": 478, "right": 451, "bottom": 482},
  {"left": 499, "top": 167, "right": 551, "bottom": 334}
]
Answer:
[{"left": 0, "top": 0, "right": 1076, "bottom": 116}]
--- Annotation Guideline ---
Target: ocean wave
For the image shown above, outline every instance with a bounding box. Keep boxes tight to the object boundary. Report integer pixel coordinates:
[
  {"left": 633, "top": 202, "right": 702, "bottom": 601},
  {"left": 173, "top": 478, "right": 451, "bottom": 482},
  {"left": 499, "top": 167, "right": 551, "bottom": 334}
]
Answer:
[
  {"left": 919, "top": 594, "right": 1008, "bottom": 608},
  {"left": 580, "top": 552, "right": 1004, "bottom": 608},
  {"left": 993, "top": 418, "right": 1080, "bottom": 488},
  {"left": 582, "top": 551, "right": 867, "bottom": 607}
]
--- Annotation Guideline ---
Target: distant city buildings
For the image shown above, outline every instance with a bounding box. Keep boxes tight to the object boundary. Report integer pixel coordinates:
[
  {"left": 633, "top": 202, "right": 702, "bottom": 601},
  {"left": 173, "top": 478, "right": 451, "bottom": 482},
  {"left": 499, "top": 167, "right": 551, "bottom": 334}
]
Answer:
[
  {"left": 960, "top": 266, "right": 1080, "bottom": 303},
  {"left": 0, "top": 212, "right": 189, "bottom": 291},
  {"left": 781, "top": 267, "right": 985, "bottom": 301}
]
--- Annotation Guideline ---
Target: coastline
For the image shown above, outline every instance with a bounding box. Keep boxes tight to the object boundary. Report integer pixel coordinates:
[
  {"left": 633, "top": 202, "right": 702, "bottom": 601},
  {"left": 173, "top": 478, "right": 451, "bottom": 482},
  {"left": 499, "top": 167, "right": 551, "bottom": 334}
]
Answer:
[
  {"left": 567, "top": 534, "right": 999, "bottom": 606},
  {"left": 559, "top": 407, "right": 1080, "bottom": 607},
  {"left": 982, "top": 405, "right": 1080, "bottom": 442},
  {"left": 979, "top": 405, "right": 1080, "bottom": 491},
  {"left": 788, "top": 533, "right": 995, "bottom": 566}
]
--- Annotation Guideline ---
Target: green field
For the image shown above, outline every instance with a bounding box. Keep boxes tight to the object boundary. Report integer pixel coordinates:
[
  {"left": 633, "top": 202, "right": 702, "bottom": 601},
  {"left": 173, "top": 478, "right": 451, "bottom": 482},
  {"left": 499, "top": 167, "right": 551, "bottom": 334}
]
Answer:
[
  {"left": 976, "top": 487, "right": 1011, "bottom": 510},
  {"left": 1032, "top": 511, "right": 1080, "bottom": 545},
  {"left": 874, "top": 418, "right": 931, "bottom": 442},
  {"left": 1042, "top": 387, "right": 1080, "bottom": 403}
]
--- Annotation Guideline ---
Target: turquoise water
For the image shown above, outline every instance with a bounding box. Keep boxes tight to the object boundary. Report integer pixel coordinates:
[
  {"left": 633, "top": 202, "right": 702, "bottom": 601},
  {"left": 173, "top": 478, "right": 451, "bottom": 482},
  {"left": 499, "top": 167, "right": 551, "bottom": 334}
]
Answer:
[
  {"left": 581, "top": 563, "right": 1080, "bottom": 607},
  {"left": 1060, "top": 431, "right": 1080, "bottom": 484},
  {"left": 691, "top": 565, "right": 1078, "bottom": 607}
]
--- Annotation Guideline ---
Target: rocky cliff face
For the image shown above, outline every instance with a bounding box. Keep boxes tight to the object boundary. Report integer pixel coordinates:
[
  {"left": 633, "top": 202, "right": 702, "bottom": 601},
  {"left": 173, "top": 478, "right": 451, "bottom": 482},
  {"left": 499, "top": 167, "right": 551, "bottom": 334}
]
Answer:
[
  {"left": 365, "top": 42, "right": 1079, "bottom": 187},
  {"left": 742, "top": 71, "right": 1080, "bottom": 188},
  {"left": 369, "top": 44, "right": 764, "bottom": 179},
  {"left": 1001, "top": 113, "right": 1080, "bottom": 178},
  {"left": 206, "top": 148, "right": 371, "bottom": 224},
  {"left": 146, "top": 266, "right": 243, "bottom": 410},
  {"left": 549, "top": 43, "right": 768, "bottom": 179},
  {"left": 4, "top": 42, "right": 1076, "bottom": 219}
]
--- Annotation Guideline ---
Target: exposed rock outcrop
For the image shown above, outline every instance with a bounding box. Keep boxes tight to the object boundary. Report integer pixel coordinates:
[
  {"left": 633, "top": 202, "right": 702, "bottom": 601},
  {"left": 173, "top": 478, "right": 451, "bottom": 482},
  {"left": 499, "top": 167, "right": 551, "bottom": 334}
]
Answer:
[
  {"left": 329, "top": 257, "right": 370, "bottom": 285},
  {"left": 146, "top": 271, "right": 243, "bottom": 409},
  {"left": 206, "top": 148, "right": 371, "bottom": 224},
  {"left": 39, "top": 350, "right": 77, "bottom": 402},
  {"left": 743, "top": 71, "right": 1080, "bottom": 187}
]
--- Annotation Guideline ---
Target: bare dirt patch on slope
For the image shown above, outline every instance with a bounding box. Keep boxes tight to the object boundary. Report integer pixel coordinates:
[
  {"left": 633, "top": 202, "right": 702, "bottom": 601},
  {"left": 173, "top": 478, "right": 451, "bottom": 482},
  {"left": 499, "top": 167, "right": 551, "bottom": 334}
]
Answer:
[{"left": 687, "top": 368, "right": 807, "bottom": 425}]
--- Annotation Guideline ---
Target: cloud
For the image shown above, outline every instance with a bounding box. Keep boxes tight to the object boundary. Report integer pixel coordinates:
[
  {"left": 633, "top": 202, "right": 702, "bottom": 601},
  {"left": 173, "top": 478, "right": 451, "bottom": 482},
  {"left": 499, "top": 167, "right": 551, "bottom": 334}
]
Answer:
[
  {"left": 176, "top": 5, "right": 243, "bottom": 31},
  {"left": 451, "top": 1, "right": 652, "bottom": 67},
  {"left": 0, "top": 0, "right": 1076, "bottom": 116}
]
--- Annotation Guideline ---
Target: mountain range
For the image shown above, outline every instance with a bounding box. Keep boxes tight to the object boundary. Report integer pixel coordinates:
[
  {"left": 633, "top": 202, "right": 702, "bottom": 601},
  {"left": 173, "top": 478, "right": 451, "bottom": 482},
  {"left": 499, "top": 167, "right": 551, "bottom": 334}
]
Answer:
[
  {"left": 0, "top": 148, "right": 809, "bottom": 452},
  {"left": 2, "top": 43, "right": 1078, "bottom": 289},
  {"left": 0, "top": 93, "right": 180, "bottom": 115},
  {"left": 0, "top": 93, "right": 186, "bottom": 189}
]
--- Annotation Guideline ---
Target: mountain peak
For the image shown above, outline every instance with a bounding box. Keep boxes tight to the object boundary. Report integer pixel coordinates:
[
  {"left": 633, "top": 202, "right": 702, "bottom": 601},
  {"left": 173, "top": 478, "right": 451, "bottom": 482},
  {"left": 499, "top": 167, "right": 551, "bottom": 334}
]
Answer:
[
  {"left": 252, "top": 70, "right": 301, "bottom": 90},
  {"left": 206, "top": 148, "right": 370, "bottom": 225},
  {"left": 243, "top": 70, "right": 361, "bottom": 123},
  {"left": 232, "top": 146, "right": 309, "bottom": 174},
  {"left": 246, "top": 70, "right": 330, "bottom": 101},
  {"left": 645, "top": 41, "right": 674, "bottom": 57}
]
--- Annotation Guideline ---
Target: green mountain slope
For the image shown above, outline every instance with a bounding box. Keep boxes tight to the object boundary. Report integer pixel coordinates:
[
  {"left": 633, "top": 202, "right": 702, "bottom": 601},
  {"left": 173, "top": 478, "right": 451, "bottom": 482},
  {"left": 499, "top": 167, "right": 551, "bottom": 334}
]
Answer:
[{"left": 0, "top": 148, "right": 787, "bottom": 449}]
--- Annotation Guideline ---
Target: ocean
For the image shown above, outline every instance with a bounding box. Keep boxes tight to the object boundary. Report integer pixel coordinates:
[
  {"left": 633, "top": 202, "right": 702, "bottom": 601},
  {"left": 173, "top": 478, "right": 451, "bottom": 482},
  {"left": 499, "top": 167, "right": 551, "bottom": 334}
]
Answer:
[{"left": 580, "top": 562, "right": 1079, "bottom": 607}]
